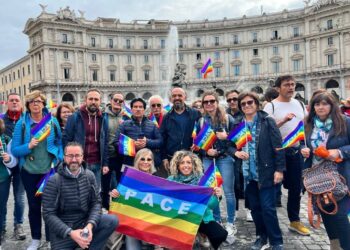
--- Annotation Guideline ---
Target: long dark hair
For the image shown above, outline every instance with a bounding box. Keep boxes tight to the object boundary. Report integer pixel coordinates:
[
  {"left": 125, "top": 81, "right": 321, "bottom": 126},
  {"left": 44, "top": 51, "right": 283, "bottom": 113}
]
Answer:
[
  {"left": 305, "top": 91, "right": 346, "bottom": 136},
  {"left": 201, "top": 91, "right": 227, "bottom": 127}
]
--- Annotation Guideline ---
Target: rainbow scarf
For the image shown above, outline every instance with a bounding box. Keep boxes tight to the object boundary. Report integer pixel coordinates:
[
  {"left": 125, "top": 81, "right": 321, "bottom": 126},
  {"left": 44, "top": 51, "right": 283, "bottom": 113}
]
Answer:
[
  {"left": 227, "top": 121, "right": 252, "bottom": 150},
  {"left": 118, "top": 134, "right": 136, "bottom": 156},
  {"left": 149, "top": 113, "right": 159, "bottom": 128},
  {"left": 281, "top": 121, "right": 305, "bottom": 149},
  {"left": 201, "top": 59, "right": 213, "bottom": 79},
  {"left": 198, "top": 162, "right": 223, "bottom": 188},
  {"left": 109, "top": 167, "right": 212, "bottom": 250},
  {"left": 47, "top": 100, "right": 57, "bottom": 109},
  {"left": 31, "top": 114, "right": 52, "bottom": 142},
  {"left": 193, "top": 122, "right": 217, "bottom": 151},
  {"left": 35, "top": 164, "right": 55, "bottom": 197},
  {"left": 122, "top": 104, "right": 133, "bottom": 118}
]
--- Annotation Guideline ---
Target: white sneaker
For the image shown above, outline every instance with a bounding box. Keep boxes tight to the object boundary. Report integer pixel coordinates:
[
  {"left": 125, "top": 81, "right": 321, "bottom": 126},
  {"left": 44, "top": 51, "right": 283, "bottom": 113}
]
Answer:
[
  {"left": 198, "top": 234, "right": 210, "bottom": 248},
  {"left": 27, "top": 239, "right": 41, "bottom": 250},
  {"left": 246, "top": 209, "right": 253, "bottom": 222},
  {"left": 225, "top": 223, "right": 237, "bottom": 236}
]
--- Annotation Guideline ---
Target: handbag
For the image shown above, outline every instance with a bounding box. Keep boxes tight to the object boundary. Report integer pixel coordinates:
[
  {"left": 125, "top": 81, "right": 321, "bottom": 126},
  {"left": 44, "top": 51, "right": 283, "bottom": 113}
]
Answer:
[{"left": 303, "top": 160, "right": 350, "bottom": 228}]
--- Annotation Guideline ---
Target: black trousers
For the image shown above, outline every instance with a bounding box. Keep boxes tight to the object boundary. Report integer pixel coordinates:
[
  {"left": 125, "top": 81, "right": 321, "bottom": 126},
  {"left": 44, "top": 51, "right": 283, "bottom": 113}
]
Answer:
[{"left": 198, "top": 221, "right": 228, "bottom": 249}]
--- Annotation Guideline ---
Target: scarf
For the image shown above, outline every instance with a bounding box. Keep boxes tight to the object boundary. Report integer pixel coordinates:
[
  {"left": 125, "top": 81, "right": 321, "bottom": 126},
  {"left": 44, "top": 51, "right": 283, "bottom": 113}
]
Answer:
[
  {"left": 311, "top": 117, "right": 332, "bottom": 148},
  {"left": 171, "top": 173, "right": 201, "bottom": 185},
  {"left": 7, "top": 110, "right": 22, "bottom": 121}
]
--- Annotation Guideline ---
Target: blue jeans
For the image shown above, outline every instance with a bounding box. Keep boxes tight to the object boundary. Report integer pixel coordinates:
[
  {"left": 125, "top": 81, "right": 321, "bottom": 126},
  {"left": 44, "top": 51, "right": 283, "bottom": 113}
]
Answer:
[
  {"left": 1, "top": 166, "right": 25, "bottom": 228},
  {"left": 86, "top": 163, "right": 101, "bottom": 191},
  {"left": 0, "top": 178, "right": 11, "bottom": 234},
  {"left": 203, "top": 156, "right": 236, "bottom": 223},
  {"left": 246, "top": 181, "right": 283, "bottom": 246},
  {"left": 126, "top": 236, "right": 142, "bottom": 250}
]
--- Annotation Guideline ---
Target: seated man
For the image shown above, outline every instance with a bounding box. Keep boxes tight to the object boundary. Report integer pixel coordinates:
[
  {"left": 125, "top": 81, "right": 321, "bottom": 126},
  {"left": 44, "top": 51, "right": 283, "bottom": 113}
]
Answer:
[{"left": 43, "top": 142, "right": 118, "bottom": 250}]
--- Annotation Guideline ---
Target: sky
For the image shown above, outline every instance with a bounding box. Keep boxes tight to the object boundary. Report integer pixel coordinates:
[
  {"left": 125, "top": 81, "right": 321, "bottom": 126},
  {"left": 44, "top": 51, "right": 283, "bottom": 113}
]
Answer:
[{"left": 0, "top": 0, "right": 305, "bottom": 69}]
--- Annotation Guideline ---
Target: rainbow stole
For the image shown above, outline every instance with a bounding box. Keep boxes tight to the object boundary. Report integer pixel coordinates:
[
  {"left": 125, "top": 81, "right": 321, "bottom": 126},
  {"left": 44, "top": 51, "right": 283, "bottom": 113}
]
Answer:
[
  {"left": 149, "top": 113, "right": 159, "bottom": 128},
  {"left": 31, "top": 114, "right": 52, "bottom": 142},
  {"left": 118, "top": 134, "right": 136, "bottom": 156},
  {"left": 193, "top": 122, "right": 217, "bottom": 151},
  {"left": 35, "top": 165, "right": 55, "bottom": 197},
  {"left": 201, "top": 58, "right": 213, "bottom": 78},
  {"left": 109, "top": 167, "right": 212, "bottom": 250},
  {"left": 281, "top": 121, "right": 305, "bottom": 148},
  {"left": 227, "top": 121, "right": 252, "bottom": 150},
  {"left": 198, "top": 162, "right": 223, "bottom": 188}
]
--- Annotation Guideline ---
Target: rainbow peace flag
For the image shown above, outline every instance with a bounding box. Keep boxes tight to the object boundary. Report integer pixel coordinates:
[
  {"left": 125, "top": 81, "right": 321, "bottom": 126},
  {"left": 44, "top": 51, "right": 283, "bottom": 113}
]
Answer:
[
  {"left": 198, "top": 162, "right": 223, "bottom": 188},
  {"left": 149, "top": 113, "right": 159, "bottom": 128},
  {"left": 281, "top": 121, "right": 305, "bottom": 149},
  {"left": 109, "top": 167, "right": 212, "bottom": 250},
  {"left": 227, "top": 122, "right": 252, "bottom": 150},
  {"left": 201, "top": 59, "right": 213, "bottom": 79},
  {"left": 163, "top": 104, "right": 172, "bottom": 112},
  {"left": 122, "top": 104, "right": 132, "bottom": 118},
  {"left": 118, "top": 134, "right": 136, "bottom": 157},
  {"left": 31, "top": 114, "right": 52, "bottom": 142},
  {"left": 193, "top": 123, "right": 217, "bottom": 151},
  {"left": 35, "top": 165, "right": 55, "bottom": 197},
  {"left": 192, "top": 121, "right": 198, "bottom": 139},
  {"left": 47, "top": 100, "right": 57, "bottom": 109}
]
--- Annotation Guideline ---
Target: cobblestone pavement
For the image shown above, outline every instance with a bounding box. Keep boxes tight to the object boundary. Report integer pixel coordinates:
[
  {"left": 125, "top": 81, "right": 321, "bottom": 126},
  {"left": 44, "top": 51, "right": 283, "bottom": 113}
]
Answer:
[{"left": 2, "top": 188, "right": 330, "bottom": 250}]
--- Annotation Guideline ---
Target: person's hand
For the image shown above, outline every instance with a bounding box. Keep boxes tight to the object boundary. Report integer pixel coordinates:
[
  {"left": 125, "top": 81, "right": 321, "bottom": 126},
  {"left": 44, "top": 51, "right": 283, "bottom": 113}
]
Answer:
[
  {"left": 216, "top": 131, "right": 227, "bottom": 140},
  {"left": 28, "top": 138, "right": 39, "bottom": 149},
  {"left": 135, "top": 138, "right": 146, "bottom": 149},
  {"left": 102, "top": 166, "right": 109, "bottom": 175},
  {"left": 283, "top": 113, "right": 296, "bottom": 123},
  {"left": 110, "top": 189, "right": 120, "bottom": 198},
  {"left": 1, "top": 153, "right": 10, "bottom": 163},
  {"left": 213, "top": 187, "right": 222, "bottom": 197},
  {"left": 274, "top": 171, "right": 283, "bottom": 185},
  {"left": 190, "top": 144, "right": 200, "bottom": 152},
  {"left": 207, "top": 149, "right": 218, "bottom": 157},
  {"left": 301, "top": 147, "right": 310, "bottom": 158},
  {"left": 163, "top": 159, "right": 170, "bottom": 171},
  {"left": 70, "top": 229, "right": 90, "bottom": 249},
  {"left": 234, "top": 151, "right": 249, "bottom": 160},
  {"left": 327, "top": 149, "right": 340, "bottom": 161},
  {"left": 85, "top": 223, "right": 93, "bottom": 243}
]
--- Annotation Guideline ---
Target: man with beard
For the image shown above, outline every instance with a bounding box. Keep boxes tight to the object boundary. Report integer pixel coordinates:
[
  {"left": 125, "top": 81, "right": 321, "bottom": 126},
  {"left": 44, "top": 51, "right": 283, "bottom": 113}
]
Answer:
[
  {"left": 42, "top": 142, "right": 118, "bottom": 250},
  {"left": 160, "top": 87, "right": 201, "bottom": 172},
  {"left": 63, "top": 88, "right": 109, "bottom": 189}
]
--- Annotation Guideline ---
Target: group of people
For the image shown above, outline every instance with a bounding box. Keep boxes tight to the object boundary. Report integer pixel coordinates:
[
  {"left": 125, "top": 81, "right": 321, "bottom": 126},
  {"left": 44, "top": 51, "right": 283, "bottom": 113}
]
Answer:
[{"left": 0, "top": 74, "right": 349, "bottom": 250}]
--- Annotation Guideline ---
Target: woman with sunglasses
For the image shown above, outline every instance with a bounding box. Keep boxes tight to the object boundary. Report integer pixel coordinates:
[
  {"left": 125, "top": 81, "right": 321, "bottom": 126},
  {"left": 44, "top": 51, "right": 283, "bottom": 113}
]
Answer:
[
  {"left": 196, "top": 91, "right": 236, "bottom": 235},
  {"left": 110, "top": 148, "right": 162, "bottom": 250},
  {"left": 301, "top": 91, "right": 350, "bottom": 250},
  {"left": 233, "top": 92, "right": 285, "bottom": 250}
]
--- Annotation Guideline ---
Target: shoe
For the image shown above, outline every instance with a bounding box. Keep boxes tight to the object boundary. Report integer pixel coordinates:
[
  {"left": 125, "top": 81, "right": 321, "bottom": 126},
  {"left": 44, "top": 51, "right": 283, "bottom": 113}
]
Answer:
[
  {"left": 38, "top": 241, "right": 50, "bottom": 249},
  {"left": 271, "top": 244, "right": 283, "bottom": 250},
  {"left": 27, "top": 239, "right": 41, "bottom": 250},
  {"left": 288, "top": 221, "right": 310, "bottom": 236},
  {"left": 198, "top": 233, "right": 210, "bottom": 248},
  {"left": 225, "top": 223, "right": 237, "bottom": 236},
  {"left": 14, "top": 224, "right": 26, "bottom": 240},
  {"left": 222, "top": 234, "right": 235, "bottom": 246},
  {"left": 250, "top": 236, "right": 268, "bottom": 250},
  {"left": 246, "top": 209, "right": 253, "bottom": 222}
]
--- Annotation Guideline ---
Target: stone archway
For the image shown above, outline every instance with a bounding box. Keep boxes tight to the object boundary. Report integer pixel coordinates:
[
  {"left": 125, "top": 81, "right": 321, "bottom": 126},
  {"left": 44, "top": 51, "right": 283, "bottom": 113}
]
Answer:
[
  {"left": 215, "top": 88, "right": 224, "bottom": 96},
  {"left": 142, "top": 92, "right": 152, "bottom": 100},
  {"left": 62, "top": 92, "right": 75, "bottom": 105},
  {"left": 295, "top": 82, "right": 305, "bottom": 101},
  {"left": 125, "top": 92, "right": 136, "bottom": 101},
  {"left": 325, "top": 79, "right": 340, "bottom": 102},
  {"left": 197, "top": 89, "right": 204, "bottom": 98}
]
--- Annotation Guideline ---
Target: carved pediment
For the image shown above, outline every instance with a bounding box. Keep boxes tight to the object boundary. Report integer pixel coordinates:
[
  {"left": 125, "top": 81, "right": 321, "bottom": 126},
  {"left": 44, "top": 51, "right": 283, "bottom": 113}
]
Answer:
[
  {"left": 141, "top": 65, "right": 152, "bottom": 71},
  {"left": 107, "top": 65, "right": 117, "bottom": 71},
  {"left": 291, "top": 53, "right": 304, "bottom": 60},
  {"left": 60, "top": 62, "right": 72, "bottom": 68},
  {"left": 250, "top": 58, "right": 262, "bottom": 64},
  {"left": 324, "top": 47, "right": 337, "bottom": 55},
  {"left": 213, "top": 61, "right": 223, "bottom": 67},
  {"left": 231, "top": 60, "right": 242, "bottom": 66},
  {"left": 194, "top": 62, "right": 204, "bottom": 69},
  {"left": 270, "top": 56, "right": 282, "bottom": 63},
  {"left": 56, "top": 6, "right": 77, "bottom": 22},
  {"left": 124, "top": 65, "right": 135, "bottom": 71},
  {"left": 89, "top": 64, "right": 100, "bottom": 70}
]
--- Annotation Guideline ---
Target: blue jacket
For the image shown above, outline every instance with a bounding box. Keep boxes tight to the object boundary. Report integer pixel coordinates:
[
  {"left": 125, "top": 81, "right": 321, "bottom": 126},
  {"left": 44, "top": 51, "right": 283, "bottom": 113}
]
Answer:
[
  {"left": 304, "top": 116, "right": 350, "bottom": 187},
  {"left": 114, "top": 116, "right": 163, "bottom": 166},
  {"left": 160, "top": 106, "right": 201, "bottom": 159},
  {"left": 63, "top": 109, "right": 109, "bottom": 167},
  {"left": 233, "top": 111, "right": 286, "bottom": 188},
  {"left": 12, "top": 110, "right": 63, "bottom": 168}
]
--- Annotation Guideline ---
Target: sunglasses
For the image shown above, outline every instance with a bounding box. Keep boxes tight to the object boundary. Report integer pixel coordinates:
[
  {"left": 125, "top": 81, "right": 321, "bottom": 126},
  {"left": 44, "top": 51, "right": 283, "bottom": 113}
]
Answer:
[
  {"left": 203, "top": 99, "right": 216, "bottom": 105},
  {"left": 151, "top": 104, "right": 162, "bottom": 108},
  {"left": 140, "top": 157, "right": 153, "bottom": 162},
  {"left": 240, "top": 100, "right": 255, "bottom": 107},
  {"left": 227, "top": 98, "right": 238, "bottom": 103},
  {"left": 113, "top": 98, "right": 124, "bottom": 104}
]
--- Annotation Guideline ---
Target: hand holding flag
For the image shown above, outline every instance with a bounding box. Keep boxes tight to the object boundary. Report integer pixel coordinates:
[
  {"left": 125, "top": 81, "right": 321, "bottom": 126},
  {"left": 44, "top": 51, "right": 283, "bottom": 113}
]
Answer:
[
  {"left": 193, "top": 123, "right": 217, "bottom": 151},
  {"left": 198, "top": 162, "right": 223, "bottom": 188},
  {"left": 227, "top": 122, "right": 252, "bottom": 150}
]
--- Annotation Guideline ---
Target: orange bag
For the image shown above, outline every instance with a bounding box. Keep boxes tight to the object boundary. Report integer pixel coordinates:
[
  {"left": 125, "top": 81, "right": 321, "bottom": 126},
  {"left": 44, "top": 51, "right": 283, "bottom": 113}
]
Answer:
[{"left": 313, "top": 146, "right": 342, "bottom": 163}]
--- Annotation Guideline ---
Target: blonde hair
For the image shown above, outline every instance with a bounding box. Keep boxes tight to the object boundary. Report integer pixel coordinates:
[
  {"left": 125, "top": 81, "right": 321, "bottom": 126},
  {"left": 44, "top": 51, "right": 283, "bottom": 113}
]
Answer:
[
  {"left": 169, "top": 150, "right": 203, "bottom": 177},
  {"left": 25, "top": 90, "right": 47, "bottom": 111},
  {"left": 133, "top": 148, "right": 156, "bottom": 174}
]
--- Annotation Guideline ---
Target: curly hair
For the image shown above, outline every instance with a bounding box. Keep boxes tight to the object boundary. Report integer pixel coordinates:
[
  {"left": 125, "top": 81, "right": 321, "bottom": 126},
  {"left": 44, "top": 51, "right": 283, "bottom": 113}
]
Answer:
[{"left": 169, "top": 150, "right": 203, "bottom": 177}]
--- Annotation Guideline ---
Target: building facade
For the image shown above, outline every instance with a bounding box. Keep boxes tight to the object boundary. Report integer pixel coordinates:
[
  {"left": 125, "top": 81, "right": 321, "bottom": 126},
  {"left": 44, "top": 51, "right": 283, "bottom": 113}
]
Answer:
[{"left": 2, "top": 0, "right": 350, "bottom": 105}]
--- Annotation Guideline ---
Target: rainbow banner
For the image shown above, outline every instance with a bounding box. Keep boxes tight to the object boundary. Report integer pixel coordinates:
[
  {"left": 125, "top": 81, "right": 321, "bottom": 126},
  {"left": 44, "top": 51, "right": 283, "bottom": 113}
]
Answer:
[
  {"left": 31, "top": 113, "right": 52, "bottom": 142},
  {"left": 122, "top": 104, "right": 133, "bottom": 118},
  {"left": 149, "top": 113, "right": 159, "bottom": 128},
  {"left": 201, "top": 59, "right": 213, "bottom": 79},
  {"left": 47, "top": 100, "right": 57, "bottom": 109},
  {"left": 193, "top": 123, "right": 217, "bottom": 151},
  {"left": 163, "top": 104, "right": 172, "bottom": 112},
  {"left": 227, "top": 121, "right": 252, "bottom": 150},
  {"left": 35, "top": 165, "right": 55, "bottom": 197},
  {"left": 280, "top": 120, "right": 305, "bottom": 149},
  {"left": 198, "top": 162, "right": 223, "bottom": 188},
  {"left": 118, "top": 134, "right": 136, "bottom": 157},
  {"left": 109, "top": 167, "right": 212, "bottom": 250}
]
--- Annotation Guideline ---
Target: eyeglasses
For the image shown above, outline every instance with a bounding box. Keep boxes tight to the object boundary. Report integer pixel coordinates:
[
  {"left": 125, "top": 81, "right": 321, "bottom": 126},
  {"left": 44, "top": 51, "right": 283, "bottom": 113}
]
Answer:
[
  {"left": 29, "top": 100, "right": 43, "bottom": 105},
  {"left": 113, "top": 98, "right": 124, "bottom": 104},
  {"left": 203, "top": 99, "right": 216, "bottom": 105},
  {"left": 193, "top": 106, "right": 202, "bottom": 109},
  {"left": 227, "top": 98, "right": 238, "bottom": 103},
  {"left": 65, "top": 154, "right": 83, "bottom": 160},
  {"left": 140, "top": 157, "right": 152, "bottom": 162},
  {"left": 240, "top": 100, "right": 255, "bottom": 107},
  {"left": 151, "top": 104, "right": 162, "bottom": 108}
]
